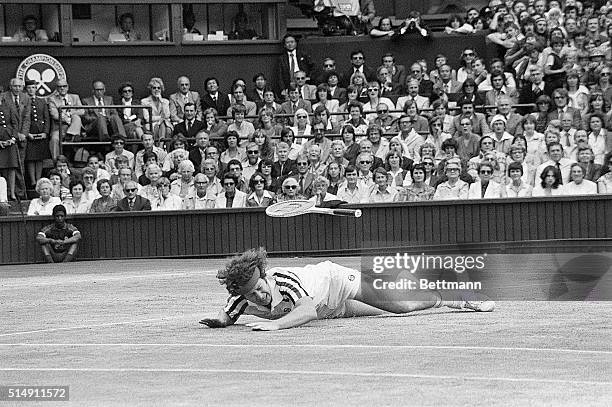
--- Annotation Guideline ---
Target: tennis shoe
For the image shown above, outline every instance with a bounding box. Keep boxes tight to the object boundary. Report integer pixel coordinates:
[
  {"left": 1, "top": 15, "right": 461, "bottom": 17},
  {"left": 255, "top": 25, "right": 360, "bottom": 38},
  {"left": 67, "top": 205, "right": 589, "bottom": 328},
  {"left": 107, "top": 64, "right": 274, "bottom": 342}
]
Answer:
[{"left": 462, "top": 300, "right": 495, "bottom": 312}]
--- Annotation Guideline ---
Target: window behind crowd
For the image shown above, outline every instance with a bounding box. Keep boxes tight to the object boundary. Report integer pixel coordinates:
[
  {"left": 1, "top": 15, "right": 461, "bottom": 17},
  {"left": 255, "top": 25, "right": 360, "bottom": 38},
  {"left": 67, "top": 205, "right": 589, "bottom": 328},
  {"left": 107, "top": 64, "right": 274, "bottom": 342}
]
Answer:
[
  {"left": 0, "top": 4, "right": 61, "bottom": 43},
  {"left": 71, "top": 4, "right": 171, "bottom": 43},
  {"left": 181, "top": 3, "right": 279, "bottom": 42}
]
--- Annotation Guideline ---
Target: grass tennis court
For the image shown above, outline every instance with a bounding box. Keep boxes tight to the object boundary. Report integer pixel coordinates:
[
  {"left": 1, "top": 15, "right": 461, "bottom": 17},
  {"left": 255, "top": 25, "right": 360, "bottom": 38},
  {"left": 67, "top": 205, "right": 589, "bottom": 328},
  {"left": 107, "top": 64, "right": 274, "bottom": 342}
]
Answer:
[{"left": 1, "top": 257, "right": 611, "bottom": 406}]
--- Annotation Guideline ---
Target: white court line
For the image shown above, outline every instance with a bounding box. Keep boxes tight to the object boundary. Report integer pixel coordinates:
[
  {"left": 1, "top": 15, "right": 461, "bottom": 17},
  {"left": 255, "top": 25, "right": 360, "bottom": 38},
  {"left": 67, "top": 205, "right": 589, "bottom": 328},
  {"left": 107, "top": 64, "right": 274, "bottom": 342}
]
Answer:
[
  {"left": 0, "top": 315, "right": 202, "bottom": 337},
  {"left": 0, "top": 367, "right": 609, "bottom": 386},
  {"left": 1, "top": 343, "right": 611, "bottom": 355},
  {"left": 0, "top": 270, "right": 218, "bottom": 289}
]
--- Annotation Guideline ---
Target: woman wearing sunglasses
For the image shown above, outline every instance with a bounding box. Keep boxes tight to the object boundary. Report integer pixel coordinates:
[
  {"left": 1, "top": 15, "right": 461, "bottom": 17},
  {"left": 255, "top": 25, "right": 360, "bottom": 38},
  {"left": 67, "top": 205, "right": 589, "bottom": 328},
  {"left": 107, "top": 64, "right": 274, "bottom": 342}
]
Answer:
[{"left": 467, "top": 161, "right": 506, "bottom": 199}]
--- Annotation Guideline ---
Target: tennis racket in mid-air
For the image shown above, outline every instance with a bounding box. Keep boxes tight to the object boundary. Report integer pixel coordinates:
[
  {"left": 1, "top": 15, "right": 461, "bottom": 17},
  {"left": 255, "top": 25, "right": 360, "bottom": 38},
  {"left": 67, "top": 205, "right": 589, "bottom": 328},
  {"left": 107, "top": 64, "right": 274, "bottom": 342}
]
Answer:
[{"left": 265, "top": 200, "right": 362, "bottom": 218}]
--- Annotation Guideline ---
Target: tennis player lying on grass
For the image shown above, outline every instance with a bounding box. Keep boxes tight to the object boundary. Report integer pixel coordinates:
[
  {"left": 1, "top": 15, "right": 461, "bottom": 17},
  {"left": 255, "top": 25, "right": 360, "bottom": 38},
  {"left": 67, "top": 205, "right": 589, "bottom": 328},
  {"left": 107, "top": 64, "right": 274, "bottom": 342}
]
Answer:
[{"left": 200, "top": 248, "right": 494, "bottom": 331}]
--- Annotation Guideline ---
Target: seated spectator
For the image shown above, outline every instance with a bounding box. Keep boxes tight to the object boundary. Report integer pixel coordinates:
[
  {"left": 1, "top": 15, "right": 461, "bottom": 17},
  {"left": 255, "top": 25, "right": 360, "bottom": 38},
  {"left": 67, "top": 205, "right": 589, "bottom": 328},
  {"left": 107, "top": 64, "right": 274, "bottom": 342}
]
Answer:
[
  {"left": 154, "top": 177, "right": 183, "bottom": 211},
  {"left": 468, "top": 161, "right": 506, "bottom": 199},
  {"left": 169, "top": 77, "right": 202, "bottom": 126},
  {"left": 227, "top": 84, "right": 257, "bottom": 121},
  {"left": 397, "top": 79, "right": 430, "bottom": 113},
  {"left": 392, "top": 11, "right": 431, "bottom": 39},
  {"left": 354, "top": 152, "right": 375, "bottom": 190},
  {"left": 246, "top": 172, "right": 275, "bottom": 207},
  {"left": 370, "top": 17, "right": 395, "bottom": 37},
  {"left": 278, "top": 82, "right": 313, "bottom": 127},
  {"left": 536, "top": 142, "right": 576, "bottom": 185},
  {"left": 226, "top": 104, "right": 254, "bottom": 143},
  {"left": 485, "top": 115, "right": 514, "bottom": 154},
  {"left": 373, "top": 103, "right": 398, "bottom": 134},
  {"left": 388, "top": 136, "right": 414, "bottom": 171},
  {"left": 220, "top": 131, "right": 246, "bottom": 165},
  {"left": 484, "top": 71, "right": 519, "bottom": 112},
  {"left": 111, "top": 167, "right": 140, "bottom": 201},
  {"left": 279, "top": 128, "right": 301, "bottom": 161},
  {"left": 505, "top": 161, "right": 533, "bottom": 197},
  {"left": 135, "top": 133, "right": 167, "bottom": 179},
  {"left": 229, "top": 11, "right": 258, "bottom": 40},
  {"left": 596, "top": 152, "right": 612, "bottom": 193},
  {"left": 82, "top": 80, "right": 126, "bottom": 141},
  {"left": 201, "top": 77, "right": 232, "bottom": 117},
  {"left": 48, "top": 170, "right": 69, "bottom": 201},
  {"left": 170, "top": 159, "right": 195, "bottom": 198},
  {"left": 275, "top": 176, "right": 305, "bottom": 202},
  {"left": 215, "top": 173, "right": 247, "bottom": 208},
  {"left": 301, "top": 119, "right": 332, "bottom": 163},
  {"left": 139, "top": 163, "right": 163, "bottom": 207},
  {"left": 290, "top": 109, "right": 312, "bottom": 143},
  {"left": 48, "top": 79, "right": 84, "bottom": 160},
  {"left": 36, "top": 204, "right": 81, "bottom": 263},
  {"left": 450, "top": 99, "right": 490, "bottom": 137},
  {"left": 13, "top": 14, "right": 49, "bottom": 42},
  {"left": 242, "top": 142, "right": 262, "bottom": 184},
  {"left": 368, "top": 167, "right": 398, "bottom": 202},
  {"left": 426, "top": 115, "right": 452, "bottom": 160},
  {"left": 340, "top": 125, "right": 361, "bottom": 163},
  {"left": 272, "top": 141, "right": 296, "bottom": 180},
  {"left": 305, "top": 144, "right": 327, "bottom": 177},
  {"left": 141, "top": 78, "right": 173, "bottom": 142},
  {"left": 27, "top": 177, "right": 62, "bottom": 216},
  {"left": 114, "top": 180, "right": 151, "bottom": 211},
  {"left": 81, "top": 168, "right": 101, "bottom": 202},
  {"left": 494, "top": 96, "right": 523, "bottom": 136},
  {"left": 201, "top": 158, "right": 224, "bottom": 197},
  {"left": 89, "top": 179, "right": 117, "bottom": 213},
  {"left": 108, "top": 13, "right": 142, "bottom": 41},
  {"left": 105, "top": 136, "right": 134, "bottom": 171},
  {"left": 289, "top": 155, "right": 315, "bottom": 198},
  {"left": 86, "top": 154, "right": 110, "bottom": 184},
  {"left": 309, "top": 175, "right": 338, "bottom": 206},
  {"left": 398, "top": 163, "right": 435, "bottom": 201},
  {"left": 478, "top": 59, "right": 517, "bottom": 91},
  {"left": 324, "top": 161, "right": 344, "bottom": 194},
  {"left": 226, "top": 159, "right": 248, "bottom": 193},
  {"left": 355, "top": 140, "right": 383, "bottom": 169},
  {"left": 63, "top": 179, "right": 91, "bottom": 214},
  {"left": 256, "top": 110, "right": 282, "bottom": 145},
  {"left": 202, "top": 108, "right": 228, "bottom": 140},
  {"left": 117, "top": 82, "right": 145, "bottom": 140},
  {"left": 257, "top": 159, "right": 278, "bottom": 193},
  {"left": 384, "top": 151, "right": 407, "bottom": 188},
  {"left": 445, "top": 14, "right": 476, "bottom": 34},
  {"left": 182, "top": 173, "right": 215, "bottom": 210},
  {"left": 248, "top": 73, "right": 267, "bottom": 108},
  {"left": 586, "top": 113, "right": 609, "bottom": 166},
  {"left": 362, "top": 81, "right": 395, "bottom": 122},
  {"left": 342, "top": 103, "right": 369, "bottom": 137},
  {"left": 576, "top": 147, "right": 602, "bottom": 182},
  {"left": 562, "top": 163, "right": 597, "bottom": 195},
  {"left": 433, "top": 158, "right": 469, "bottom": 200},
  {"left": 532, "top": 165, "right": 564, "bottom": 197},
  {"left": 397, "top": 115, "right": 425, "bottom": 160},
  {"left": 313, "top": 105, "right": 339, "bottom": 134},
  {"left": 334, "top": 165, "right": 365, "bottom": 203},
  {"left": 312, "top": 84, "right": 340, "bottom": 126},
  {"left": 323, "top": 71, "right": 347, "bottom": 106}
]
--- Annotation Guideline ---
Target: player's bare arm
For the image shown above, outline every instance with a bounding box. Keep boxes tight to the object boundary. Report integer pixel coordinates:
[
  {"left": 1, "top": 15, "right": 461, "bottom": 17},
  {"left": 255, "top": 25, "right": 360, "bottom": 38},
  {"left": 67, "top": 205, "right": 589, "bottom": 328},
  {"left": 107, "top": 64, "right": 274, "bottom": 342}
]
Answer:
[{"left": 246, "top": 296, "right": 318, "bottom": 331}]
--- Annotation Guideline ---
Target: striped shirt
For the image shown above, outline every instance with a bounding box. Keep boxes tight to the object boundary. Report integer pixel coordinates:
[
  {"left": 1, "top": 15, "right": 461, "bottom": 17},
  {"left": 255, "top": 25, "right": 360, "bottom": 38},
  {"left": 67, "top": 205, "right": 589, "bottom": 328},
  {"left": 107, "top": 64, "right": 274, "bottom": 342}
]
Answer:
[{"left": 224, "top": 268, "right": 311, "bottom": 321}]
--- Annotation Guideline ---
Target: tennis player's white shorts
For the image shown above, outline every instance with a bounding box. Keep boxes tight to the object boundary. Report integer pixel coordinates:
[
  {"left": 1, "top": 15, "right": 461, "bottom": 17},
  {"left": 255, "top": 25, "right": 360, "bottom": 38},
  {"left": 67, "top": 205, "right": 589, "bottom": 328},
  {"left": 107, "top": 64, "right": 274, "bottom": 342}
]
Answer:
[{"left": 307, "top": 261, "right": 361, "bottom": 319}]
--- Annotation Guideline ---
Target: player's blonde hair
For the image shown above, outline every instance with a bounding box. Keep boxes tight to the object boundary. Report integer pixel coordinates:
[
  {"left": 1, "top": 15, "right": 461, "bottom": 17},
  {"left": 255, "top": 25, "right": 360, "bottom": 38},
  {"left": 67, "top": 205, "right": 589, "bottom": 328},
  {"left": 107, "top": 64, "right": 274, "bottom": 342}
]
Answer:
[{"left": 217, "top": 248, "right": 268, "bottom": 295}]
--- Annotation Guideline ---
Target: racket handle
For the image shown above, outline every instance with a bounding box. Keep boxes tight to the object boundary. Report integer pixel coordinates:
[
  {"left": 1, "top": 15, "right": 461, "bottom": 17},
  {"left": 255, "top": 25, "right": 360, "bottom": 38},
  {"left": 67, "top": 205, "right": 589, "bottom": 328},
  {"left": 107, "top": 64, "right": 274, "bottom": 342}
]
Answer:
[{"left": 331, "top": 209, "right": 362, "bottom": 218}]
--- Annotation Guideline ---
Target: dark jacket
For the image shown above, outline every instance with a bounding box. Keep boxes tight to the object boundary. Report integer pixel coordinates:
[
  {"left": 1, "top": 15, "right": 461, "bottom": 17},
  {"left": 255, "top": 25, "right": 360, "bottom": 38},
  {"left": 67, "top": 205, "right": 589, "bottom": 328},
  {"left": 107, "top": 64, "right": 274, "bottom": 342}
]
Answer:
[{"left": 114, "top": 195, "right": 152, "bottom": 211}]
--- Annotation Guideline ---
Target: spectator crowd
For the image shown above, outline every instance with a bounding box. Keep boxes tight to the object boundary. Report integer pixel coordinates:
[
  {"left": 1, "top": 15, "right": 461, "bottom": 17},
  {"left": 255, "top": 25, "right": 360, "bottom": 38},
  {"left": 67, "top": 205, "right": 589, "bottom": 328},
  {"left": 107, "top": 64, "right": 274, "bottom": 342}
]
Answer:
[{"left": 1, "top": 0, "right": 612, "bottom": 217}]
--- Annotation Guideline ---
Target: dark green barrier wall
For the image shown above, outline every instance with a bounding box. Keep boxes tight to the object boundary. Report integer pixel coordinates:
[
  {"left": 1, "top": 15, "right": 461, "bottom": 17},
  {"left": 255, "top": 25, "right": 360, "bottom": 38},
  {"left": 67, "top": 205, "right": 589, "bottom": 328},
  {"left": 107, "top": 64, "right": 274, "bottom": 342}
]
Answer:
[{"left": 1, "top": 196, "right": 611, "bottom": 265}]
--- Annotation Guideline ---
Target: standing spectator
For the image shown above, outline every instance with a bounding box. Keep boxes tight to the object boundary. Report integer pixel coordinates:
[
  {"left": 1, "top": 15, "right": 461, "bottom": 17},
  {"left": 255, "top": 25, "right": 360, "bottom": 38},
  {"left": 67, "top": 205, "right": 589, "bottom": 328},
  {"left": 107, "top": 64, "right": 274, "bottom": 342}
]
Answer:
[
  {"left": 0, "top": 100, "right": 19, "bottom": 201},
  {"left": 141, "top": 78, "right": 172, "bottom": 143},
  {"left": 48, "top": 79, "right": 84, "bottom": 160},
  {"left": 169, "top": 76, "right": 202, "bottom": 125},
  {"left": 117, "top": 82, "right": 144, "bottom": 140},
  {"left": 36, "top": 204, "right": 81, "bottom": 263},
  {"left": 215, "top": 173, "right": 247, "bottom": 208},
  {"left": 82, "top": 80, "right": 126, "bottom": 141},
  {"left": 114, "top": 180, "right": 151, "bottom": 211},
  {"left": 277, "top": 35, "right": 314, "bottom": 94},
  {"left": 23, "top": 79, "right": 50, "bottom": 187},
  {"left": 27, "top": 177, "right": 61, "bottom": 215}
]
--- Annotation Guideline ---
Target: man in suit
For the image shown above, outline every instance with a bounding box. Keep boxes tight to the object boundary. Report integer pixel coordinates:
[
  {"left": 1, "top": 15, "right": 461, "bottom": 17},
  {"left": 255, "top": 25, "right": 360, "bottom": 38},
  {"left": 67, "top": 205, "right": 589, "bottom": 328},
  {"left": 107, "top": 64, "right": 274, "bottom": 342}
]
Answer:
[
  {"left": 169, "top": 76, "right": 202, "bottom": 125},
  {"left": 173, "top": 102, "right": 205, "bottom": 138},
  {"left": 48, "top": 79, "right": 85, "bottom": 160},
  {"left": 406, "top": 62, "right": 434, "bottom": 98},
  {"left": 518, "top": 66, "right": 546, "bottom": 115},
  {"left": 82, "top": 80, "right": 126, "bottom": 141},
  {"left": 114, "top": 180, "right": 151, "bottom": 211},
  {"left": 248, "top": 73, "right": 268, "bottom": 109},
  {"left": 484, "top": 71, "right": 519, "bottom": 117},
  {"left": 314, "top": 57, "right": 345, "bottom": 85},
  {"left": 289, "top": 155, "right": 315, "bottom": 198},
  {"left": 325, "top": 71, "right": 347, "bottom": 105},
  {"left": 547, "top": 88, "right": 582, "bottom": 130},
  {"left": 437, "top": 64, "right": 463, "bottom": 94},
  {"left": 278, "top": 83, "right": 313, "bottom": 126},
  {"left": 117, "top": 81, "right": 144, "bottom": 139},
  {"left": 277, "top": 34, "right": 314, "bottom": 95},
  {"left": 449, "top": 98, "right": 491, "bottom": 137},
  {"left": 342, "top": 49, "right": 376, "bottom": 88},
  {"left": 494, "top": 95, "right": 523, "bottom": 136},
  {"left": 381, "top": 53, "right": 406, "bottom": 94},
  {"left": 272, "top": 141, "right": 296, "bottom": 180},
  {"left": 1, "top": 78, "right": 30, "bottom": 198},
  {"left": 295, "top": 71, "right": 317, "bottom": 101},
  {"left": 200, "top": 77, "right": 231, "bottom": 116},
  {"left": 188, "top": 131, "right": 209, "bottom": 173}
]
